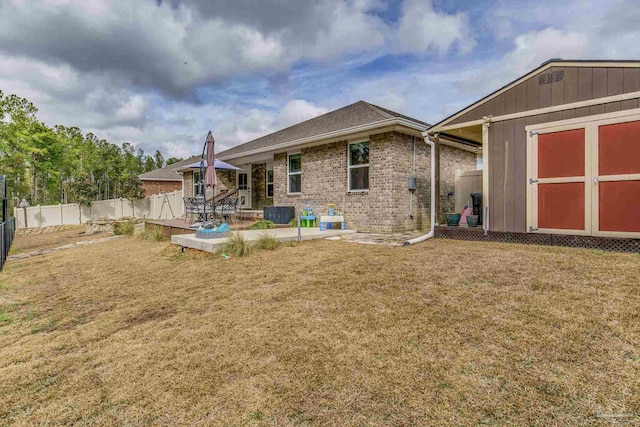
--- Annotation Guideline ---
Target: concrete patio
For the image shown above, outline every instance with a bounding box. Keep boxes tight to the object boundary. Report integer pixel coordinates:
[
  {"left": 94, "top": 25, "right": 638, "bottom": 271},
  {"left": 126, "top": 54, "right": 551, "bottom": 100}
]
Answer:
[{"left": 171, "top": 227, "right": 356, "bottom": 253}]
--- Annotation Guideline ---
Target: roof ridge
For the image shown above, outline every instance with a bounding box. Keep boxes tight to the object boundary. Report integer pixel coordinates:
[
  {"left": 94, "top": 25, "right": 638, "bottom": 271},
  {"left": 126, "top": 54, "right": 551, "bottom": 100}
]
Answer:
[
  {"left": 215, "top": 101, "right": 381, "bottom": 157},
  {"left": 359, "top": 100, "right": 395, "bottom": 120}
]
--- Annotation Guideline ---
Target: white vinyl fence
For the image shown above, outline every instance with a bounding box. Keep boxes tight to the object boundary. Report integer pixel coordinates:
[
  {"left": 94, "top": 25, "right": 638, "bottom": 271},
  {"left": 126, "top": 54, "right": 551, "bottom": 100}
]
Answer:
[{"left": 13, "top": 190, "right": 184, "bottom": 229}]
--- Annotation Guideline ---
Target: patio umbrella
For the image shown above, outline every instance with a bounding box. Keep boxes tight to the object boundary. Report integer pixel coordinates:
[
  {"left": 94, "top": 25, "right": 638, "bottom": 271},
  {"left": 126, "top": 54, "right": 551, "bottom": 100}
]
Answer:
[
  {"left": 198, "top": 131, "right": 216, "bottom": 226},
  {"left": 204, "top": 131, "right": 217, "bottom": 188}
]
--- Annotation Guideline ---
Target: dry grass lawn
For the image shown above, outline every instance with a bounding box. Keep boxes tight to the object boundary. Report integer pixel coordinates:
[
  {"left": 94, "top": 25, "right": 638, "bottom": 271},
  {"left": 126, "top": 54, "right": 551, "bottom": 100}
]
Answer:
[
  {"left": 10, "top": 225, "right": 108, "bottom": 254},
  {"left": 0, "top": 235, "right": 639, "bottom": 426}
]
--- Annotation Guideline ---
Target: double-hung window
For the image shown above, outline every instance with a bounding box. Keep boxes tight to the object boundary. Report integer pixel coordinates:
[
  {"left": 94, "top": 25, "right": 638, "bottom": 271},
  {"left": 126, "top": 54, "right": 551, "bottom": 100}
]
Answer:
[
  {"left": 288, "top": 153, "right": 301, "bottom": 194},
  {"left": 193, "top": 170, "right": 204, "bottom": 197},
  {"left": 348, "top": 142, "right": 369, "bottom": 191},
  {"left": 266, "top": 169, "right": 274, "bottom": 198}
]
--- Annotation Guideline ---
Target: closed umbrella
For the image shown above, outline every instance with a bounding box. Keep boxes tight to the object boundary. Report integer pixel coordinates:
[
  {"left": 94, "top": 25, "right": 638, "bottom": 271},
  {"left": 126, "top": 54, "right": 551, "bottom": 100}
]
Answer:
[
  {"left": 198, "top": 131, "right": 217, "bottom": 224},
  {"left": 204, "top": 131, "right": 217, "bottom": 188}
]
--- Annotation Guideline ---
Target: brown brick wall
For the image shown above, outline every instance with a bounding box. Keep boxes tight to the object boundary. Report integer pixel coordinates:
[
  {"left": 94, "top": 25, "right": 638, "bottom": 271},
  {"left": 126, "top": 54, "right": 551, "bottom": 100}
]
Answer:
[
  {"left": 141, "top": 180, "right": 181, "bottom": 196},
  {"left": 182, "top": 170, "right": 236, "bottom": 198},
  {"left": 272, "top": 131, "right": 460, "bottom": 233},
  {"left": 251, "top": 163, "right": 274, "bottom": 210},
  {"left": 272, "top": 132, "right": 476, "bottom": 232}
]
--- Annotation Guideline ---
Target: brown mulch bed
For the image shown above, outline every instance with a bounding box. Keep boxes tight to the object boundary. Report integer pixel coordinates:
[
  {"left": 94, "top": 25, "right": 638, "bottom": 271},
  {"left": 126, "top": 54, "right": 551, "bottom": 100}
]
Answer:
[{"left": 10, "top": 225, "right": 108, "bottom": 254}]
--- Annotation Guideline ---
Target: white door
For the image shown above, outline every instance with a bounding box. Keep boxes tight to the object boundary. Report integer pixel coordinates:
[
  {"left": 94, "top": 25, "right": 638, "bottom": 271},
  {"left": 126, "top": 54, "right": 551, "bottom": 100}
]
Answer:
[{"left": 237, "top": 166, "right": 251, "bottom": 209}]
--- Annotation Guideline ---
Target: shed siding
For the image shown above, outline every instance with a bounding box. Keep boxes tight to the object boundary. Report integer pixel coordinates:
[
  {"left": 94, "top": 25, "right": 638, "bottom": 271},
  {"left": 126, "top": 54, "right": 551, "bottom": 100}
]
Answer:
[
  {"left": 450, "top": 66, "right": 640, "bottom": 126},
  {"left": 445, "top": 65, "right": 640, "bottom": 233},
  {"left": 488, "top": 97, "right": 640, "bottom": 232}
]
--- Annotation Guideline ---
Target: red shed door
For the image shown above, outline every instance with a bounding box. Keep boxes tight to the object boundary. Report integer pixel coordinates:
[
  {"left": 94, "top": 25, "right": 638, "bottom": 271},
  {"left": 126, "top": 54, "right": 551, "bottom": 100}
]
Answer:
[
  {"left": 595, "top": 120, "right": 640, "bottom": 236},
  {"left": 532, "top": 128, "right": 590, "bottom": 234}
]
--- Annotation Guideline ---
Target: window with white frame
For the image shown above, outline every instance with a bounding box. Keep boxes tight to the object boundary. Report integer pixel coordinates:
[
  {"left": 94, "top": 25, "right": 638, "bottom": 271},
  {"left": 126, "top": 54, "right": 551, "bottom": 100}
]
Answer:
[
  {"left": 237, "top": 172, "right": 248, "bottom": 190},
  {"left": 288, "top": 153, "right": 301, "bottom": 194},
  {"left": 193, "top": 170, "right": 204, "bottom": 197},
  {"left": 348, "top": 141, "right": 369, "bottom": 191},
  {"left": 266, "top": 169, "right": 274, "bottom": 198}
]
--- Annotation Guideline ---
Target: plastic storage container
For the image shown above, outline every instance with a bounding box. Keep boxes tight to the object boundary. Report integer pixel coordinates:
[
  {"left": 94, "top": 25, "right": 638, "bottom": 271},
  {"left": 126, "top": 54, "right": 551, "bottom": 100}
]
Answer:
[
  {"left": 470, "top": 192, "right": 483, "bottom": 225},
  {"left": 263, "top": 206, "right": 295, "bottom": 224}
]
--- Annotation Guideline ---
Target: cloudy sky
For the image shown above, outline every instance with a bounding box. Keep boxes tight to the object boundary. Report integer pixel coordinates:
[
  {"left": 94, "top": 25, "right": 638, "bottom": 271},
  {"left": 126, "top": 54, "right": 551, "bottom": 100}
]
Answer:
[{"left": 1, "top": 0, "right": 639, "bottom": 157}]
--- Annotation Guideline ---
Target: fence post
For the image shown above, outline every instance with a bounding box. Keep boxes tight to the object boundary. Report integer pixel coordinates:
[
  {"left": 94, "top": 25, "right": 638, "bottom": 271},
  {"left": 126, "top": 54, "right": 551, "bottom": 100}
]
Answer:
[{"left": 1, "top": 222, "right": 5, "bottom": 268}]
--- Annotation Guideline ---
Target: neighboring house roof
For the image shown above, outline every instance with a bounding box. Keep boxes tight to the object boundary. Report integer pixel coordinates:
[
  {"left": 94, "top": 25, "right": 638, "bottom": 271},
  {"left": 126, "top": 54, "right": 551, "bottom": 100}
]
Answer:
[
  {"left": 429, "top": 59, "right": 640, "bottom": 133},
  {"left": 216, "top": 100, "right": 430, "bottom": 160},
  {"left": 177, "top": 159, "right": 243, "bottom": 171},
  {"left": 138, "top": 156, "right": 200, "bottom": 182}
]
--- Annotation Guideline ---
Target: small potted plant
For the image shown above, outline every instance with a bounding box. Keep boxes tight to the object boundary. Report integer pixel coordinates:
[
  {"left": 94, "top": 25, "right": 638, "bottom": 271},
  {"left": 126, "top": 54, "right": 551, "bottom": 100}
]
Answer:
[{"left": 446, "top": 213, "right": 461, "bottom": 226}]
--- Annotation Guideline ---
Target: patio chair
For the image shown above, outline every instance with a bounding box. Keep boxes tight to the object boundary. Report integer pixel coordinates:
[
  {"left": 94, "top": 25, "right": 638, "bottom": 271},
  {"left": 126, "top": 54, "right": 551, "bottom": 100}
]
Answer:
[
  {"left": 187, "top": 197, "right": 207, "bottom": 223},
  {"left": 211, "top": 196, "right": 243, "bottom": 224},
  {"left": 183, "top": 197, "right": 197, "bottom": 223}
]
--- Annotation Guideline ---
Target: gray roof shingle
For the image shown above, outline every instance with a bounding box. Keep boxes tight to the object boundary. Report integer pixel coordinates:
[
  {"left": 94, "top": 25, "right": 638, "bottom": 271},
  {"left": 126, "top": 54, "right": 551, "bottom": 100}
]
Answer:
[
  {"left": 216, "top": 101, "right": 429, "bottom": 159},
  {"left": 139, "top": 101, "right": 429, "bottom": 180},
  {"left": 138, "top": 155, "right": 200, "bottom": 181}
]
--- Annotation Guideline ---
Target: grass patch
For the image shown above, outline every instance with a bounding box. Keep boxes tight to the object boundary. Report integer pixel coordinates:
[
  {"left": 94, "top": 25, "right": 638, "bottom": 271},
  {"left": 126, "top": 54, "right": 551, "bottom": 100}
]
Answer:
[
  {"left": 216, "top": 232, "right": 252, "bottom": 257},
  {"left": 30, "top": 318, "right": 57, "bottom": 334},
  {"left": 281, "top": 239, "right": 300, "bottom": 247},
  {"left": 247, "top": 219, "right": 274, "bottom": 230},
  {"left": 22, "top": 309, "right": 39, "bottom": 321},
  {"left": 0, "top": 238, "right": 638, "bottom": 425},
  {"left": 113, "top": 221, "right": 135, "bottom": 236},
  {"left": 253, "top": 232, "right": 278, "bottom": 250},
  {"left": 137, "top": 225, "right": 166, "bottom": 241},
  {"left": 150, "top": 225, "right": 165, "bottom": 241},
  {"left": 0, "top": 309, "right": 10, "bottom": 326}
]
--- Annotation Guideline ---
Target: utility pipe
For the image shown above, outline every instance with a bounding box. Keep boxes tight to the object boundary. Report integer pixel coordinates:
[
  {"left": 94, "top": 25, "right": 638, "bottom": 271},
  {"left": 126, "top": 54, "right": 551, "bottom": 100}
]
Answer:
[
  {"left": 409, "top": 136, "right": 416, "bottom": 216},
  {"left": 403, "top": 133, "right": 436, "bottom": 246}
]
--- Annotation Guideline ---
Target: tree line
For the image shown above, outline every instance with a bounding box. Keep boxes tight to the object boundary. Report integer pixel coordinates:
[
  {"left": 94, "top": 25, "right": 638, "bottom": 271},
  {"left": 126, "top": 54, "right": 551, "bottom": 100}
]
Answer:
[{"left": 0, "top": 91, "right": 182, "bottom": 208}]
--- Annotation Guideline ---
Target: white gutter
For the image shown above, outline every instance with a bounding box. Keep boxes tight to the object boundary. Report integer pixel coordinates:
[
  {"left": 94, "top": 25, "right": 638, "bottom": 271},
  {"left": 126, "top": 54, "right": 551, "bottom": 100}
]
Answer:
[
  {"left": 218, "top": 118, "right": 428, "bottom": 161},
  {"left": 403, "top": 133, "right": 436, "bottom": 246},
  {"left": 139, "top": 177, "right": 182, "bottom": 182}
]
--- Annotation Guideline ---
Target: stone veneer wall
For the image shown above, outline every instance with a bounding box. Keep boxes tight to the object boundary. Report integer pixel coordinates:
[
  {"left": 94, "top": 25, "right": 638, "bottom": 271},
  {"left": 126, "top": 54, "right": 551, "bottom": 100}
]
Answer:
[
  {"left": 438, "top": 144, "right": 477, "bottom": 223},
  {"left": 274, "top": 131, "right": 439, "bottom": 233},
  {"left": 251, "top": 163, "right": 274, "bottom": 210},
  {"left": 182, "top": 170, "right": 236, "bottom": 198}
]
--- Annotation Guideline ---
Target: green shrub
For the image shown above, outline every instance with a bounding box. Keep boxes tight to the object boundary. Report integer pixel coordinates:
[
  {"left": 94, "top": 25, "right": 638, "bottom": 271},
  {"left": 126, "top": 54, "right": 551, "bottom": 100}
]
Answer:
[
  {"left": 289, "top": 217, "right": 298, "bottom": 227},
  {"left": 113, "top": 221, "right": 135, "bottom": 236},
  {"left": 254, "top": 232, "right": 278, "bottom": 250},
  {"left": 247, "top": 219, "right": 274, "bottom": 230},
  {"left": 217, "top": 233, "right": 252, "bottom": 257}
]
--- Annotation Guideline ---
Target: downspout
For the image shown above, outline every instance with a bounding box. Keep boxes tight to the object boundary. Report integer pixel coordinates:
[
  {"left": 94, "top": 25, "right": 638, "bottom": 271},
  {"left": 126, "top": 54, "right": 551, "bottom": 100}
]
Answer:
[
  {"left": 403, "top": 133, "right": 436, "bottom": 245},
  {"left": 409, "top": 136, "right": 416, "bottom": 217}
]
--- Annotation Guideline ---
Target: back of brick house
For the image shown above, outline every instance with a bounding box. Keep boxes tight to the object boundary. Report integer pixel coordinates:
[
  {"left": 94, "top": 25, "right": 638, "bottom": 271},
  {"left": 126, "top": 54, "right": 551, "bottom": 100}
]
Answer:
[{"left": 178, "top": 101, "right": 478, "bottom": 233}]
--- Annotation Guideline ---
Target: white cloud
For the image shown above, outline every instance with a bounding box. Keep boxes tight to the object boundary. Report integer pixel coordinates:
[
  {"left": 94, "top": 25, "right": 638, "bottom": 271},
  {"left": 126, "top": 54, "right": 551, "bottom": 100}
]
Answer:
[
  {"left": 278, "top": 100, "right": 328, "bottom": 127},
  {"left": 396, "top": 0, "right": 475, "bottom": 55},
  {"left": 3, "top": 0, "right": 638, "bottom": 163},
  {"left": 213, "top": 99, "right": 328, "bottom": 153},
  {"left": 0, "top": 0, "right": 392, "bottom": 95}
]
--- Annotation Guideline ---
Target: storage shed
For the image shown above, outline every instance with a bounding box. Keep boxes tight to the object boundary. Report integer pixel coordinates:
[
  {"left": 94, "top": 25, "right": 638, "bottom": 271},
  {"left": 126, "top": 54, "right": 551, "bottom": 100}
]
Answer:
[{"left": 428, "top": 60, "right": 640, "bottom": 244}]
